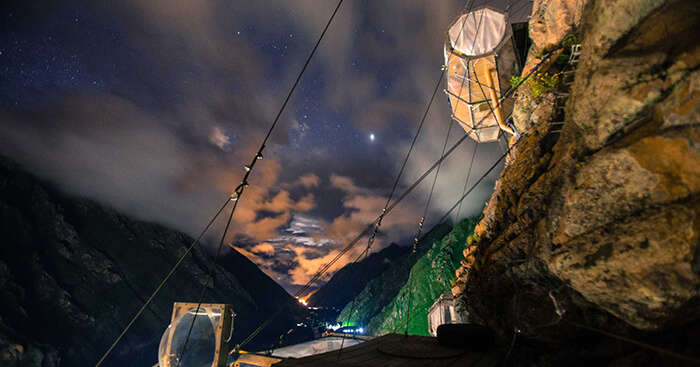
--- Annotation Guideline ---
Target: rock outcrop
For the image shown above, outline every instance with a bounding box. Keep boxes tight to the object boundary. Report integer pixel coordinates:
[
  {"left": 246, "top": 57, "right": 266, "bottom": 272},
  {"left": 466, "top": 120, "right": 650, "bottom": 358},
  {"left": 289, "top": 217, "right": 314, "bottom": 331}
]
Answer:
[
  {"left": 0, "top": 158, "right": 304, "bottom": 367},
  {"left": 529, "top": 0, "right": 588, "bottom": 51},
  {"left": 455, "top": 0, "right": 700, "bottom": 364}
]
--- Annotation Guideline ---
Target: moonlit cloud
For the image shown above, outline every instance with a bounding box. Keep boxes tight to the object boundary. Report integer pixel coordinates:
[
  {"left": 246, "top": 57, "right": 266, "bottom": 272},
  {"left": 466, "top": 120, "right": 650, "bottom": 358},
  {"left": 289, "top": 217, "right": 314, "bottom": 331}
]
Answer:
[
  {"left": 297, "top": 174, "right": 321, "bottom": 189},
  {"left": 251, "top": 243, "right": 276, "bottom": 255}
]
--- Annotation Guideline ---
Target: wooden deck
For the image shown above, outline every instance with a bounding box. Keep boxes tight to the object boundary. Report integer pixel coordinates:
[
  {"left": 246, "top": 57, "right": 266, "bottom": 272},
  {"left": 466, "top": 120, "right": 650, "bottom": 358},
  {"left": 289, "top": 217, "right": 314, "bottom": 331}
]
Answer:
[{"left": 273, "top": 333, "right": 503, "bottom": 367}]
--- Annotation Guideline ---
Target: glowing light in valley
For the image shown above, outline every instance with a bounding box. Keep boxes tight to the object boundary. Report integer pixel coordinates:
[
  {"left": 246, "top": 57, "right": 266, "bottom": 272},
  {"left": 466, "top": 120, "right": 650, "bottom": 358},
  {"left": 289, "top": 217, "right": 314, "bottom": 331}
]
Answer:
[
  {"left": 369, "top": 133, "right": 375, "bottom": 141},
  {"left": 298, "top": 298, "right": 308, "bottom": 306}
]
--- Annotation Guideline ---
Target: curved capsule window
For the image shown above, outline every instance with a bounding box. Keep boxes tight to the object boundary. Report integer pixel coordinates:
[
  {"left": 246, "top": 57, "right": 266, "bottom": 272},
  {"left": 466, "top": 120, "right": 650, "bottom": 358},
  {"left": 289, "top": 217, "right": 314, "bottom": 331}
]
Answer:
[{"left": 158, "top": 303, "right": 234, "bottom": 367}]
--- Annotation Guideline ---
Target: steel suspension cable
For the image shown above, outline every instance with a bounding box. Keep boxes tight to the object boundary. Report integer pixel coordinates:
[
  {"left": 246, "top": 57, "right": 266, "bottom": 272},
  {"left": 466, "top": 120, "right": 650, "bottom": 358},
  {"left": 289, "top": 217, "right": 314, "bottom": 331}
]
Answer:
[
  {"left": 391, "top": 117, "right": 530, "bottom": 333},
  {"left": 344, "top": 66, "right": 448, "bottom": 313}
]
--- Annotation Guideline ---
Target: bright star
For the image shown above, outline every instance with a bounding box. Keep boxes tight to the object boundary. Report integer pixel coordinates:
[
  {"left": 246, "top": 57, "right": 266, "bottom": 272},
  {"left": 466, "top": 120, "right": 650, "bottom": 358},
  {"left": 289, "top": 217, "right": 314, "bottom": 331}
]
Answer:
[{"left": 370, "top": 133, "right": 375, "bottom": 141}]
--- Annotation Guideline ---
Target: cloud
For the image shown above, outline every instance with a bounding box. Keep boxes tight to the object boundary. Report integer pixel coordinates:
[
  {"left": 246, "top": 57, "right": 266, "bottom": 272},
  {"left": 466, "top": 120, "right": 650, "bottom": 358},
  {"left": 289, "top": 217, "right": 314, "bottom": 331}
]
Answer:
[
  {"left": 251, "top": 243, "right": 276, "bottom": 255},
  {"left": 329, "top": 174, "right": 371, "bottom": 195},
  {"left": 289, "top": 245, "right": 362, "bottom": 286},
  {"left": 209, "top": 126, "right": 231, "bottom": 150},
  {"left": 357, "top": 100, "right": 422, "bottom": 130},
  {"left": 297, "top": 174, "right": 320, "bottom": 188}
]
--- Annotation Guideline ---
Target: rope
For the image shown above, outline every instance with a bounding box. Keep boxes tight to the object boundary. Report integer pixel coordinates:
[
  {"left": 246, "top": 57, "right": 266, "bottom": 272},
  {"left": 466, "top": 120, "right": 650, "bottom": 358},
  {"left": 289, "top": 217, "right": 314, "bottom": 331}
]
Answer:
[
  {"left": 388, "top": 115, "right": 539, "bottom": 335},
  {"left": 95, "top": 1, "right": 344, "bottom": 366}
]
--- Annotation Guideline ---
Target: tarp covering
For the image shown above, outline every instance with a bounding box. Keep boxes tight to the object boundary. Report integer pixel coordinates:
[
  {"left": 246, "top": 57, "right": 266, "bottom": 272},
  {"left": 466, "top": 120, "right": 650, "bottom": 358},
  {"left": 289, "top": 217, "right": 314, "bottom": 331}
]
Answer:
[{"left": 448, "top": 7, "right": 507, "bottom": 57}]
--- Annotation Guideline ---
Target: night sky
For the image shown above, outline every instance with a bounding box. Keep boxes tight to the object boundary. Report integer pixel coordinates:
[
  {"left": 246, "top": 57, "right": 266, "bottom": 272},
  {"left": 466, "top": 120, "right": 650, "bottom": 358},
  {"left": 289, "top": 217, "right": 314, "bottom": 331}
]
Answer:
[{"left": 0, "top": 0, "right": 530, "bottom": 294}]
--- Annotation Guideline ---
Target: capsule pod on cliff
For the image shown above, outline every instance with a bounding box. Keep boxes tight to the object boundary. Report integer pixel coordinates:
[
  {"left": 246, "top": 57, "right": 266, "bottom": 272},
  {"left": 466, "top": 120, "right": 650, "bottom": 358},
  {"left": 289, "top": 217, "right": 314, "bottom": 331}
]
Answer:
[{"left": 444, "top": 6, "right": 521, "bottom": 143}]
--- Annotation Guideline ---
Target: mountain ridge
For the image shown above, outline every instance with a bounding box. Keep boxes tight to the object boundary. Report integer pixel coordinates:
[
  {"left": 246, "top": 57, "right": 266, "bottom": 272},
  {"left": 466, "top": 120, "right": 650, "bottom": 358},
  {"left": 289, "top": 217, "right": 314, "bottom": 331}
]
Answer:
[
  {"left": 307, "top": 242, "right": 409, "bottom": 309},
  {"left": 334, "top": 222, "right": 453, "bottom": 328},
  {"left": 0, "top": 156, "right": 303, "bottom": 367}
]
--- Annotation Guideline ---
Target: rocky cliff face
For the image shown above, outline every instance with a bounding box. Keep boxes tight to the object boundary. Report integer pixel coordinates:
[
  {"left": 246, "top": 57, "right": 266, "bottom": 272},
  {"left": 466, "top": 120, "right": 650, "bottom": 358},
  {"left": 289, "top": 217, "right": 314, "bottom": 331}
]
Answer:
[
  {"left": 454, "top": 0, "right": 700, "bottom": 364},
  {"left": 0, "top": 158, "right": 303, "bottom": 367},
  {"left": 365, "top": 217, "right": 478, "bottom": 336}
]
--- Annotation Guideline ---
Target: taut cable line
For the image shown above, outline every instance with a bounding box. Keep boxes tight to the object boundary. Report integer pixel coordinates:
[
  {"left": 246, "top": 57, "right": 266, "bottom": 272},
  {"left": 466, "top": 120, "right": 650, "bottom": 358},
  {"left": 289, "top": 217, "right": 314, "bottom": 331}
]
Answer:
[
  {"left": 178, "top": 0, "right": 345, "bottom": 363},
  {"left": 403, "top": 112, "right": 455, "bottom": 336},
  {"left": 94, "top": 1, "right": 344, "bottom": 366}
]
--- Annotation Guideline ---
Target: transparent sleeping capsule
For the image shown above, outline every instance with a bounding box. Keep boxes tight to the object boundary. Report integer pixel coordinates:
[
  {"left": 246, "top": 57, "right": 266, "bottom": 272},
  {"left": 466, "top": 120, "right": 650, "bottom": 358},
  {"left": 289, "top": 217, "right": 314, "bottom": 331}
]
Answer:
[{"left": 158, "top": 305, "right": 226, "bottom": 367}]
